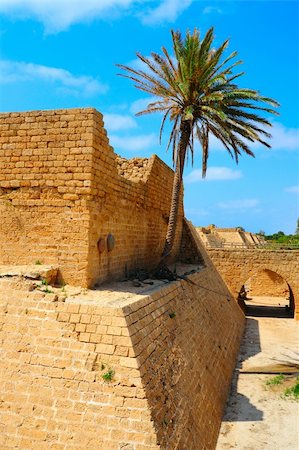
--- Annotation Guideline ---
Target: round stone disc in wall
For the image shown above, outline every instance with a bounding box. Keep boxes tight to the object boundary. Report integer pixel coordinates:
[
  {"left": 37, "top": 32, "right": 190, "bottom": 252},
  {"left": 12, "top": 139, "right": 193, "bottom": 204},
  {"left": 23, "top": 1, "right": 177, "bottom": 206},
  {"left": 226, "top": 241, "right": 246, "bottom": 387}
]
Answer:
[
  {"left": 107, "top": 233, "right": 115, "bottom": 252},
  {"left": 97, "top": 238, "right": 105, "bottom": 253}
]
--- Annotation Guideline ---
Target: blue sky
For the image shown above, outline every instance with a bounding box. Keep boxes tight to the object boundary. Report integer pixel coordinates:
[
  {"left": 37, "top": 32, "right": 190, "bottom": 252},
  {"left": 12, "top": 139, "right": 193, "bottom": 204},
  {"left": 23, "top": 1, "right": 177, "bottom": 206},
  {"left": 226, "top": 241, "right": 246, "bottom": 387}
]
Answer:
[{"left": 0, "top": 0, "right": 298, "bottom": 234}]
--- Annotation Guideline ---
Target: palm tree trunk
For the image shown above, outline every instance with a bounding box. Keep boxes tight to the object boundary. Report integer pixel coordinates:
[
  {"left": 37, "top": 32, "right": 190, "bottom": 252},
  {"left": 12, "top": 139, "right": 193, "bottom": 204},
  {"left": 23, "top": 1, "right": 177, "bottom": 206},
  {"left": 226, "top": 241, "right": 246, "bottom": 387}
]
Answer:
[{"left": 162, "top": 120, "right": 191, "bottom": 259}]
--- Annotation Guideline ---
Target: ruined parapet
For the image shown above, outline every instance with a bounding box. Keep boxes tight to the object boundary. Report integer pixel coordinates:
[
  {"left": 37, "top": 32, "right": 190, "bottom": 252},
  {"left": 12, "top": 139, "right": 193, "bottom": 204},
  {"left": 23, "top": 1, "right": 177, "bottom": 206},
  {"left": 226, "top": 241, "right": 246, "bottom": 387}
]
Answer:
[
  {"left": 116, "top": 156, "right": 151, "bottom": 182},
  {"left": 0, "top": 108, "right": 183, "bottom": 287},
  {"left": 196, "top": 227, "right": 224, "bottom": 248}
]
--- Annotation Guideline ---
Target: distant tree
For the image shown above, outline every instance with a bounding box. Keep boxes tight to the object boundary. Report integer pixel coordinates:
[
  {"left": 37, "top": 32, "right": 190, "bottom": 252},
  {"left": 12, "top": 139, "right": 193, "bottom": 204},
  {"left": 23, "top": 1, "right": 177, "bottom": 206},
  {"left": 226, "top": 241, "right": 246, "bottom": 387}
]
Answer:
[
  {"left": 296, "top": 218, "right": 299, "bottom": 235},
  {"left": 237, "top": 226, "right": 245, "bottom": 231},
  {"left": 277, "top": 231, "right": 285, "bottom": 237},
  {"left": 258, "top": 230, "right": 265, "bottom": 236},
  {"left": 264, "top": 229, "right": 299, "bottom": 247}
]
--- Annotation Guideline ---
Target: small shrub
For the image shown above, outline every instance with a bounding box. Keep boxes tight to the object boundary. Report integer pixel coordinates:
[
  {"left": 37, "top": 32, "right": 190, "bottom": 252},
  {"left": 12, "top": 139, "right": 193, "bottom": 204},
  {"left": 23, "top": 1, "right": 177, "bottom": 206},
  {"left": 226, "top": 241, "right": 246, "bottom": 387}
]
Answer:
[
  {"left": 169, "top": 311, "right": 176, "bottom": 319},
  {"left": 35, "top": 260, "right": 42, "bottom": 265},
  {"left": 101, "top": 368, "right": 114, "bottom": 382},
  {"left": 283, "top": 377, "right": 299, "bottom": 401},
  {"left": 266, "top": 374, "right": 285, "bottom": 386}
]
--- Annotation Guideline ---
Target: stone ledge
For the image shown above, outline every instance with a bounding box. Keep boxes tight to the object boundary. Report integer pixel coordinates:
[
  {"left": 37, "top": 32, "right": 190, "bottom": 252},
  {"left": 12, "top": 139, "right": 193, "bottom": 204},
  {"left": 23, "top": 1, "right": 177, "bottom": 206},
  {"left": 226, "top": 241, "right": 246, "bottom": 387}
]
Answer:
[{"left": 0, "top": 264, "right": 58, "bottom": 284}]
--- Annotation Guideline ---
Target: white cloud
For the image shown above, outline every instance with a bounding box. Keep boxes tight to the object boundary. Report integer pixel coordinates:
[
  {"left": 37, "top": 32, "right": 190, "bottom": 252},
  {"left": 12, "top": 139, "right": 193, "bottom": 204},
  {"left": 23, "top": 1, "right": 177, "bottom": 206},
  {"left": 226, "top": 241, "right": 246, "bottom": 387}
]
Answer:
[
  {"left": 130, "top": 97, "right": 157, "bottom": 114},
  {"left": 268, "top": 122, "right": 299, "bottom": 151},
  {"left": 126, "top": 56, "right": 154, "bottom": 73},
  {"left": 0, "top": 60, "right": 107, "bottom": 96},
  {"left": 203, "top": 6, "right": 222, "bottom": 14},
  {"left": 103, "top": 113, "right": 137, "bottom": 132},
  {"left": 195, "top": 122, "right": 299, "bottom": 153},
  {"left": 240, "top": 122, "right": 299, "bottom": 152},
  {"left": 141, "top": 0, "right": 192, "bottom": 25},
  {"left": 285, "top": 185, "right": 299, "bottom": 194},
  {"left": 109, "top": 133, "right": 157, "bottom": 152},
  {"left": 125, "top": 53, "right": 177, "bottom": 72},
  {"left": 218, "top": 199, "right": 259, "bottom": 210},
  {"left": 185, "top": 166, "right": 242, "bottom": 183},
  {"left": 0, "top": 0, "right": 136, "bottom": 33},
  {"left": 0, "top": 0, "right": 195, "bottom": 32}
]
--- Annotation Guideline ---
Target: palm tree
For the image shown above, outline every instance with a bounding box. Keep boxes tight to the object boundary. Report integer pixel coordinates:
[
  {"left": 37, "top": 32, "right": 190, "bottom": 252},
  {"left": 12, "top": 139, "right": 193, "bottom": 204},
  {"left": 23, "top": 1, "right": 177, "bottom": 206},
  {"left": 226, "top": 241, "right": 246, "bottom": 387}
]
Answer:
[{"left": 117, "top": 27, "right": 279, "bottom": 260}]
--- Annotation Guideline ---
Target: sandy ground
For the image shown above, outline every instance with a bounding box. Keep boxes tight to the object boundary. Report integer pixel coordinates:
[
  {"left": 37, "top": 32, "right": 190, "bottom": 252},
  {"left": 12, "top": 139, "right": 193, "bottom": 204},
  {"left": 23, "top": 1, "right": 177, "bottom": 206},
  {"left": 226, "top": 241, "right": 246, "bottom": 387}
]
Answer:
[{"left": 216, "top": 297, "right": 299, "bottom": 450}]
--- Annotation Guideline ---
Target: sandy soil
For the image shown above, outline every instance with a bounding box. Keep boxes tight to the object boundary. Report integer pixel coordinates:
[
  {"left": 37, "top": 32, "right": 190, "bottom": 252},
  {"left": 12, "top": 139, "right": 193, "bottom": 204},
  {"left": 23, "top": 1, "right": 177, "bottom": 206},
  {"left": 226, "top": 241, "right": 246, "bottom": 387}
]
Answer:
[{"left": 216, "top": 298, "right": 299, "bottom": 450}]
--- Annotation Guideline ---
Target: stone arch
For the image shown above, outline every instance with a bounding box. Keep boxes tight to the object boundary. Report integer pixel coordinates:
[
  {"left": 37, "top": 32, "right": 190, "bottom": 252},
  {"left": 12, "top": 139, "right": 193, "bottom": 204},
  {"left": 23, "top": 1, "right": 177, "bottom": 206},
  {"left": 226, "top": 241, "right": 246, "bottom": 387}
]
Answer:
[
  {"left": 238, "top": 268, "right": 294, "bottom": 318},
  {"left": 244, "top": 268, "right": 289, "bottom": 298},
  {"left": 206, "top": 248, "right": 299, "bottom": 320}
]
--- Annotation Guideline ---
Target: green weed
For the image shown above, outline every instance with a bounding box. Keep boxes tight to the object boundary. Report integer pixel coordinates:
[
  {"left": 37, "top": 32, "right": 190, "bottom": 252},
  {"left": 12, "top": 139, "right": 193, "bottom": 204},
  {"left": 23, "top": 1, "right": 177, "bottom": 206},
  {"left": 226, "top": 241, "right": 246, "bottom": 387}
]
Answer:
[
  {"left": 44, "top": 288, "right": 54, "bottom": 294},
  {"left": 266, "top": 374, "right": 285, "bottom": 386},
  {"left": 101, "top": 368, "right": 114, "bottom": 382},
  {"left": 283, "top": 377, "right": 299, "bottom": 401}
]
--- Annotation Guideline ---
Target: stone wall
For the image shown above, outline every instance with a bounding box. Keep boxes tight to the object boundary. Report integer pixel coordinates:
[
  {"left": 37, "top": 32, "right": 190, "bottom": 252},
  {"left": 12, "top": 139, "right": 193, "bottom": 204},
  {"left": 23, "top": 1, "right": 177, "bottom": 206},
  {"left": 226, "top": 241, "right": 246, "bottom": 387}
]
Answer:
[
  {"left": 246, "top": 269, "right": 289, "bottom": 298},
  {"left": 0, "top": 108, "right": 183, "bottom": 288},
  {"left": 207, "top": 248, "right": 299, "bottom": 318},
  {"left": 216, "top": 229, "right": 246, "bottom": 246},
  {"left": 0, "top": 227, "right": 244, "bottom": 449}
]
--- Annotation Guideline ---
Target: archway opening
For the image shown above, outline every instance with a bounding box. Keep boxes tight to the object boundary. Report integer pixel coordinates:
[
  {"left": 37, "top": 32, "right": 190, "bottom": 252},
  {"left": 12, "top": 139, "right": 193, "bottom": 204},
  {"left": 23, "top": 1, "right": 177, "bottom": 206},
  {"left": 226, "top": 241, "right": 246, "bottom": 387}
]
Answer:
[{"left": 238, "top": 269, "right": 294, "bottom": 318}]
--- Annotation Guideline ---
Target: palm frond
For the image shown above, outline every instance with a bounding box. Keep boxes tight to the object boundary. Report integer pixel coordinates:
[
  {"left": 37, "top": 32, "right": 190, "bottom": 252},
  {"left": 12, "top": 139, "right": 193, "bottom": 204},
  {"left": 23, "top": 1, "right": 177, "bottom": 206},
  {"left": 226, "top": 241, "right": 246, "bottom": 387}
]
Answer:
[{"left": 117, "top": 27, "right": 279, "bottom": 178}]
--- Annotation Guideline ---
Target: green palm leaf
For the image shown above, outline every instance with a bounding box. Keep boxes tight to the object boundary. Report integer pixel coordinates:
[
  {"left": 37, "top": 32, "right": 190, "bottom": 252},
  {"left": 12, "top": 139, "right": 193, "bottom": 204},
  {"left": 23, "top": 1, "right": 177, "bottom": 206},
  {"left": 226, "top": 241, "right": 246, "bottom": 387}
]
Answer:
[{"left": 117, "top": 27, "right": 279, "bottom": 259}]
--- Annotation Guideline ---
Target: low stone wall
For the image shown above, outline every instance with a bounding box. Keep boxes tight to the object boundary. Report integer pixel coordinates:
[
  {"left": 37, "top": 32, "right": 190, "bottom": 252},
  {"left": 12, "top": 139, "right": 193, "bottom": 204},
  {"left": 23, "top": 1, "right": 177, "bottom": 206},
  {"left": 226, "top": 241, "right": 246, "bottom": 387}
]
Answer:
[
  {"left": 0, "top": 236, "right": 244, "bottom": 449},
  {"left": 207, "top": 248, "right": 299, "bottom": 319}
]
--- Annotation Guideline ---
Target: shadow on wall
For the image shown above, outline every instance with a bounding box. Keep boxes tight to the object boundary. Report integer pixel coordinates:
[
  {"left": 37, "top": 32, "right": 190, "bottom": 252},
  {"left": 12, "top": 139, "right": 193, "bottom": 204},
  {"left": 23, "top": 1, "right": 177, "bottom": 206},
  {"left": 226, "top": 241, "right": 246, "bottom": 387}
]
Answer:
[
  {"left": 131, "top": 268, "right": 245, "bottom": 449},
  {"left": 222, "top": 317, "right": 263, "bottom": 423},
  {"left": 237, "top": 318, "right": 261, "bottom": 364}
]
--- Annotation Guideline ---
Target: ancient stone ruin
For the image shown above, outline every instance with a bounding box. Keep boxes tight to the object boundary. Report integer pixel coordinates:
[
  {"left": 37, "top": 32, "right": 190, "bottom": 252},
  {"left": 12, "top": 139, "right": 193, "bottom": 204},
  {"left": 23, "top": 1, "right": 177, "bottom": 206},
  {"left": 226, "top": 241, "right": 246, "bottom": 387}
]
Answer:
[
  {"left": 197, "top": 225, "right": 265, "bottom": 249},
  {"left": 0, "top": 107, "right": 278, "bottom": 449}
]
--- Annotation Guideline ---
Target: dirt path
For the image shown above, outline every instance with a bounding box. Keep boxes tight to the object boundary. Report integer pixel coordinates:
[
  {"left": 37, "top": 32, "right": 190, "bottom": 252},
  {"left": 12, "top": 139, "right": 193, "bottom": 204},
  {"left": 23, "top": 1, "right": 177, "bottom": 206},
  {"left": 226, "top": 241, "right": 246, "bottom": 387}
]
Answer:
[{"left": 216, "top": 301, "right": 299, "bottom": 450}]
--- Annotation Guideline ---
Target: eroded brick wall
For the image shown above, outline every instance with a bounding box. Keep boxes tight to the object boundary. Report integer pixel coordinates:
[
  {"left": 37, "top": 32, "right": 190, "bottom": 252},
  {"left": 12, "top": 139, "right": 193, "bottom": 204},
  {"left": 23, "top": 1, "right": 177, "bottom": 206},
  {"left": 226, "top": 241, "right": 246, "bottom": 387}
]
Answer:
[
  {"left": 0, "top": 109, "right": 94, "bottom": 286},
  {"left": 87, "top": 114, "right": 183, "bottom": 286},
  {"left": 0, "top": 242, "right": 244, "bottom": 449},
  {"left": 0, "top": 108, "right": 183, "bottom": 287}
]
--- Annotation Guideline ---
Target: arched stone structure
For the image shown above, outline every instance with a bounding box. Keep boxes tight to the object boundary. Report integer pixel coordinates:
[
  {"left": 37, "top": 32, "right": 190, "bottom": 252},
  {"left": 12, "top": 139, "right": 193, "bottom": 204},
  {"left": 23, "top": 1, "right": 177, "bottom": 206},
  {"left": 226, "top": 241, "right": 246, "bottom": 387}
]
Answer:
[
  {"left": 207, "top": 249, "right": 299, "bottom": 319},
  {"left": 244, "top": 268, "right": 289, "bottom": 298}
]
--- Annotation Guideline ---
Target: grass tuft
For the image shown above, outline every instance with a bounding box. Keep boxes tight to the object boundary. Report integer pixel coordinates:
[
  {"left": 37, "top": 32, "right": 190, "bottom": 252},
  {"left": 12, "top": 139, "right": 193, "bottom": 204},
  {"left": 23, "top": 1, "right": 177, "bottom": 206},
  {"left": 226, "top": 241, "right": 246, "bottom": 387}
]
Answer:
[
  {"left": 265, "top": 374, "right": 285, "bottom": 386},
  {"left": 283, "top": 377, "right": 299, "bottom": 401}
]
